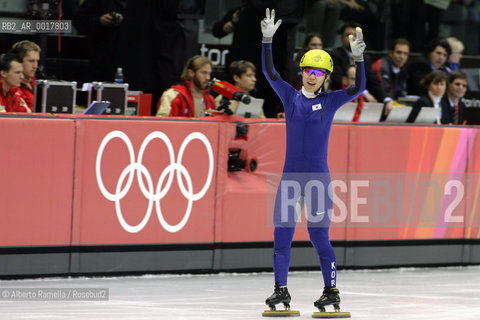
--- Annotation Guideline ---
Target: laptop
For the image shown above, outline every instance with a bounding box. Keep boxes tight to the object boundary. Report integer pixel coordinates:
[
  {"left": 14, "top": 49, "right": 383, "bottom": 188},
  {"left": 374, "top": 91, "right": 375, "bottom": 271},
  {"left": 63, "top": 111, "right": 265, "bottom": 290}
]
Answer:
[
  {"left": 397, "top": 95, "right": 419, "bottom": 106},
  {"left": 333, "top": 102, "right": 357, "bottom": 121},
  {"left": 385, "top": 106, "right": 413, "bottom": 123},
  {"left": 83, "top": 101, "right": 112, "bottom": 115},
  {"left": 414, "top": 107, "right": 440, "bottom": 124},
  {"left": 236, "top": 97, "right": 264, "bottom": 118},
  {"left": 358, "top": 102, "right": 384, "bottom": 122}
]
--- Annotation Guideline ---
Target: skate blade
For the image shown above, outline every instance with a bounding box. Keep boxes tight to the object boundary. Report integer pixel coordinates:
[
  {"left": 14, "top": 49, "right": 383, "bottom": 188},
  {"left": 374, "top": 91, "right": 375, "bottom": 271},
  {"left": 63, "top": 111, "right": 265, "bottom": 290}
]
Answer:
[
  {"left": 312, "top": 311, "right": 351, "bottom": 318},
  {"left": 262, "top": 310, "right": 300, "bottom": 317}
]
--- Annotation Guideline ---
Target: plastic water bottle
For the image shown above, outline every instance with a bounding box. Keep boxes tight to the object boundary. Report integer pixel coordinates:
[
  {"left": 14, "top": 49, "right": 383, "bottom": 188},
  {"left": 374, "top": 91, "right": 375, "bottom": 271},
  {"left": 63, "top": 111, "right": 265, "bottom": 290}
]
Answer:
[{"left": 114, "top": 67, "right": 124, "bottom": 84}]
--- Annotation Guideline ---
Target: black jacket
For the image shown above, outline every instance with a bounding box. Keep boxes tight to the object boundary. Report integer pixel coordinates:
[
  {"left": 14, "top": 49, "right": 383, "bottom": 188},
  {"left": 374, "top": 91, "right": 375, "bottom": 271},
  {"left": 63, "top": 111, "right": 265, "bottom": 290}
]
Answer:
[
  {"left": 329, "top": 46, "right": 388, "bottom": 102},
  {"left": 441, "top": 95, "right": 466, "bottom": 125},
  {"left": 406, "top": 55, "right": 451, "bottom": 96},
  {"left": 372, "top": 55, "right": 409, "bottom": 99}
]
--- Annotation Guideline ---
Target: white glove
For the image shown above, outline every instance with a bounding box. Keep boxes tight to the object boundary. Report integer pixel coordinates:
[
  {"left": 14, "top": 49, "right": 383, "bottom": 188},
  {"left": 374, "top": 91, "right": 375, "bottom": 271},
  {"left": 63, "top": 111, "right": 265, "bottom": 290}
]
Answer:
[
  {"left": 261, "top": 8, "right": 282, "bottom": 43},
  {"left": 349, "top": 27, "right": 366, "bottom": 62}
]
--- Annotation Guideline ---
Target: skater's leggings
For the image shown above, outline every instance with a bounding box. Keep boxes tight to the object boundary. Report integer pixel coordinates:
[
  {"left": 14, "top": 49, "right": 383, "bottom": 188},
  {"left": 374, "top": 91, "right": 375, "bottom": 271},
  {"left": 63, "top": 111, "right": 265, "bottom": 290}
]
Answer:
[{"left": 272, "top": 173, "right": 337, "bottom": 287}]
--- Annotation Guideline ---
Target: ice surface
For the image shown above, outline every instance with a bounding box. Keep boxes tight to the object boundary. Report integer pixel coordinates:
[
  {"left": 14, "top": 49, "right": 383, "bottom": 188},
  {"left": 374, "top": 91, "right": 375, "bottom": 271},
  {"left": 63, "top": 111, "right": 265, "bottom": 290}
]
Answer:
[{"left": 1, "top": 266, "right": 479, "bottom": 319}]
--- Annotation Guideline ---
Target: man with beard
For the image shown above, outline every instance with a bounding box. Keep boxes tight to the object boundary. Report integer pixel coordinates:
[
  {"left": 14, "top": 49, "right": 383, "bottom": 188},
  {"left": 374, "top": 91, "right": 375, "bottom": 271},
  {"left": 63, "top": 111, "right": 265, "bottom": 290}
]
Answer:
[{"left": 156, "top": 55, "right": 216, "bottom": 117}]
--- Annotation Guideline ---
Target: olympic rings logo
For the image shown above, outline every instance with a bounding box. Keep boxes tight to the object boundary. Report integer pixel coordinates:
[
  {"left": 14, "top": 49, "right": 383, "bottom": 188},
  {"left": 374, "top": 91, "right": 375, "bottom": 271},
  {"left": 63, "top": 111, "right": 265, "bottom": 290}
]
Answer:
[{"left": 95, "top": 130, "right": 214, "bottom": 233}]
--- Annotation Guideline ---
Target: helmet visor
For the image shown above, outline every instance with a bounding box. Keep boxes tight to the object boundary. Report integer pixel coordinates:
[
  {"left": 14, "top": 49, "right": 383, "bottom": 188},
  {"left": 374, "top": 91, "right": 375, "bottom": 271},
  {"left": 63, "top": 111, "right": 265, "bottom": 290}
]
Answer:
[{"left": 303, "top": 68, "right": 325, "bottom": 78}]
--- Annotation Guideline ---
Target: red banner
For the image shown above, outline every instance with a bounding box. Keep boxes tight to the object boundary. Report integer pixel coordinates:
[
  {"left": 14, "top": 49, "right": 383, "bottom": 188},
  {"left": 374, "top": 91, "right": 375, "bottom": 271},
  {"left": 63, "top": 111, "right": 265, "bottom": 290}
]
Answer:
[
  {"left": 71, "top": 119, "right": 219, "bottom": 245},
  {"left": 1, "top": 116, "right": 479, "bottom": 249},
  {"left": 0, "top": 117, "right": 75, "bottom": 246}
]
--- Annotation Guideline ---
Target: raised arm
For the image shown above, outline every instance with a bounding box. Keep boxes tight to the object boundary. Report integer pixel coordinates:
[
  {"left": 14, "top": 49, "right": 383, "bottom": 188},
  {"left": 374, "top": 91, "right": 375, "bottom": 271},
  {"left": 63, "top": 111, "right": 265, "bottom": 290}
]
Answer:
[
  {"left": 328, "top": 27, "right": 366, "bottom": 110},
  {"left": 261, "top": 9, "right": 295, "bottom": 112},
  {"left": 346, "top": 27, "right": 366, "bottom": 98}
]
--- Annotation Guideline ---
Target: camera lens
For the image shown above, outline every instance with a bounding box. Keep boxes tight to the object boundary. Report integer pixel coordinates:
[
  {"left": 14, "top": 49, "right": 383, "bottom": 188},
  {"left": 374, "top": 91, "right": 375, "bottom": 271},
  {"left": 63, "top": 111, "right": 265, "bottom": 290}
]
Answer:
[{"left": 110, "top": 12, "right": 123, "bottom": 26}]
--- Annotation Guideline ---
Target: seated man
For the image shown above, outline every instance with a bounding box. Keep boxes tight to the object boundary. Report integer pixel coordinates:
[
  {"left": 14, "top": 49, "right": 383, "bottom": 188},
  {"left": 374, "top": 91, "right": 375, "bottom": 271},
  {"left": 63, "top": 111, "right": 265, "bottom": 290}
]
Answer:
[
  {"left": 372, "top": 38, "right": 410, "bottom": 100},
  {"left": 406, "top": 38, "right": 451, "bottom": 96},
  {"left": 11, "top": 40, "right": 41, "bottom": 112},
  {"left": 441, "top": 70, "right": 467, "bottom": 125},
  {"left": 216, "top": 60, "right": 265, "bottom": 117},
  {"left": 156, "top": 55, "right": 216, "bottom": 117},
  {"left": 0, "top": 53, "right": 30, "bottom": 113}
]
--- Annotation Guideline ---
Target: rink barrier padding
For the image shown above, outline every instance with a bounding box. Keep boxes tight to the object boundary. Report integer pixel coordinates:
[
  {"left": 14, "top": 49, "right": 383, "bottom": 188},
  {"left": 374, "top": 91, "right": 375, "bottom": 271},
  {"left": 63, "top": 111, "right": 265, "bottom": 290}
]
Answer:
[
  {"left": 0, "top": 117, "right": 75, "bottom": 247},
  {"left": 2, "top": 240, "right": 479, "bottom": 276},
  {"left": 1, "top": 115, "right": 480, "bottom": 276}
]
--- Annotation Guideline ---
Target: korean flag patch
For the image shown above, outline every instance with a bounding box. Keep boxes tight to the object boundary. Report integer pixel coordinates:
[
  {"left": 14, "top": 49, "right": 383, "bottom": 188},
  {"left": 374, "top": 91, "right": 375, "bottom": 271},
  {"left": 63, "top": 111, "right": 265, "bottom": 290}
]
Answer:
[{"left": 312, "top": 103, "right": 322, "bottom": 111}]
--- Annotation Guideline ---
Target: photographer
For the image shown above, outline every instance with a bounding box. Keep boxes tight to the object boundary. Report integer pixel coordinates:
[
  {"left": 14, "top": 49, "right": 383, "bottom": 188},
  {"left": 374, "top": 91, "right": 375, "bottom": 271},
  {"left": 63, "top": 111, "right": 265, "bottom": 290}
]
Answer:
[
  {"left": 212, "top": 6, "right": 244, "bottom": 39},
  {"left": 73, "top": 0, "right": 125, "bottom": 82}
]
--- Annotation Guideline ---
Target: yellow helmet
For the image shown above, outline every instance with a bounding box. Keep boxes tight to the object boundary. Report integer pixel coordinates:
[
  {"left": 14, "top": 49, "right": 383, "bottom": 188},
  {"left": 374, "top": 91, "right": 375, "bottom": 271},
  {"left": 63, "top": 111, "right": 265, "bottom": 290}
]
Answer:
[{"left": 299, "top": 49, "right": 333, "bottom": 73}]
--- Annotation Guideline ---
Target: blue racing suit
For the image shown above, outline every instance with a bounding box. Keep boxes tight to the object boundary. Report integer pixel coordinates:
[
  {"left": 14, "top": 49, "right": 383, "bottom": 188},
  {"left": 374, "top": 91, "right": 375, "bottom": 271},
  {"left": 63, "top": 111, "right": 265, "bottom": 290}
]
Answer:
[{"left": 262, "top": 42, "right": 366, "bottom": 287}]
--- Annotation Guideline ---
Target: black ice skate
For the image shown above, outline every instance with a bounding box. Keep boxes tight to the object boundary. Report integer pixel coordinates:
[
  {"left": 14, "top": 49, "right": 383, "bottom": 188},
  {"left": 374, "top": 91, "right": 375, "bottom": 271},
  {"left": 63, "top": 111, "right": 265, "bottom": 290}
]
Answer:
[
  {"left": 312, "top": 287, "right": 351, "bottom": 318},
  {"left": 262, "top": 285, "right": 299, "bottom": 317}
]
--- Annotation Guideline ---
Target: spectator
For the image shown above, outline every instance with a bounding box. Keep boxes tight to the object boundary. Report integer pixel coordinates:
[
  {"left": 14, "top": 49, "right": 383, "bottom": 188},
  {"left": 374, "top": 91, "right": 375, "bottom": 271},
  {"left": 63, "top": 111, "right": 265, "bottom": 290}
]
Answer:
[
  {"left": 10, "top": 40, "right": 41, "bottom": 112},
  {"left": 216, "top": 60, "right": 264, "bottom": 117},
  {"left": 441, "top": 70, "right": 468, "bottom": 125},
  {"left": 329, "top": 21, "right": 394, "bottom": 115},
  {"left": 372, "top": 38, "right": 410, "bottom": 100},
  {"left": 407, "top": 70, "right": 448, "bottom": 123},
  {"left": 407, "top": 38, "right": 451, "bottom": 96},
  {"left": 292, "top": 32, "right": 323, "bottom": 89},
  {"left": 119, "top": 1, "right": 203, "bottom": 115},
  {"left": 73, "top": 0, "right": 126, "bottom": 82},
  {"left": 304, "top": 0, "right": 351, "bottom": 48},
  {"left": 212, "top": 5, "right": 244, "bottom": 38},
  {"left": 0, "top": 53, "right": 30, "bottom": 113},
  {"left": 342, "top": 64, "right": 375, "bottom": 122},
  {"left": 156, "top": 55, "right": 215, "bottom": 117},
  {"left": 446, "top": 37, "right": 464, "bottom": 71},
  {"left": 392, "top": 0, "right": 445, "bottom": 52},
  {"left": 339, "top": 0, "right": 388, "bottom": 50},
  {"left": 212, "top": 0, "right": 303, "bottom": 118}
]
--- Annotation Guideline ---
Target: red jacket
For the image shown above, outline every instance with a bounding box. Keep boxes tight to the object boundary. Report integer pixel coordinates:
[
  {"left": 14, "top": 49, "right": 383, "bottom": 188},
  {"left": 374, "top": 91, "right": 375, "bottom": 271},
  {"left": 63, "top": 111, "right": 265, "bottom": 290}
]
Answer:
[
  {"left": 352, "top": 92, "right": 364, "bottom": 122},
  {"left": 0, "top": 82, "right": 31, "bottom": 113},
  {"left": 18, "top": 77, "right": 35, "bottom": 112},
  {"left": 156, "top": 80, "right": 216, "bottom": 117}
]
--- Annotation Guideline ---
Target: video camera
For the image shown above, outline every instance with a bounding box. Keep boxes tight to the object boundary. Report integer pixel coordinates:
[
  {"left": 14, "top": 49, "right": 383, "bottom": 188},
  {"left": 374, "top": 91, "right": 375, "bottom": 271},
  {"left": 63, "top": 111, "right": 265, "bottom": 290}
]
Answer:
[
  {"left": 228, "top": 148, "right": 257, "bottom": 172},
  {"left": 208, "top": 78, "right": 250, "bottom": 115}
]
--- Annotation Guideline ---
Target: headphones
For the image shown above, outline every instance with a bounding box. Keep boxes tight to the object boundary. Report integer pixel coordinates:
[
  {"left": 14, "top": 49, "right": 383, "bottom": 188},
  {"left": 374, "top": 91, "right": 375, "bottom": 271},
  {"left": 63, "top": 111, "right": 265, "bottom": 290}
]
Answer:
[
  {"left": 11, "top": 42, "right": 20, "bottom": 53},
  {"left": 0, "top": 53, "right": 6, "bottom": 71},
  {"left": 0, "top": 52, "right": 23, "bottom": 72},
  {"left": 231, "top": 60, "right": 245, "bottom": 73},
  {"left": 188, "top": 55, "right": 202, "bottom": 71}
]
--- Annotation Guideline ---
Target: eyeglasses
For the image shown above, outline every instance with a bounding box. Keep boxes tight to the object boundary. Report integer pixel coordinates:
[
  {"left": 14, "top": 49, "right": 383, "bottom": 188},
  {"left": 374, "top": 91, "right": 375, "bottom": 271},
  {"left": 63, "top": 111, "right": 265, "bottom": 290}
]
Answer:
[{"left": 303, "top": 68, "right": 325, "bottom": 78}]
